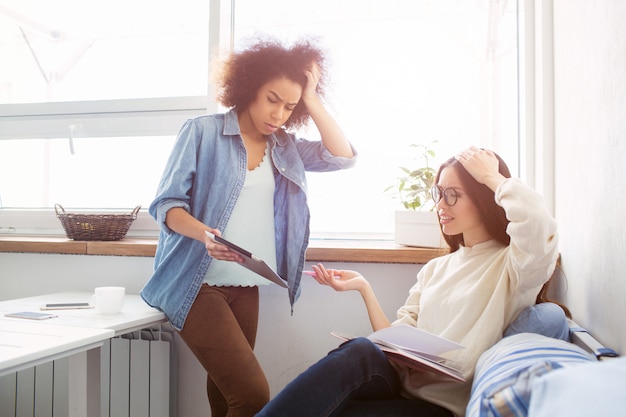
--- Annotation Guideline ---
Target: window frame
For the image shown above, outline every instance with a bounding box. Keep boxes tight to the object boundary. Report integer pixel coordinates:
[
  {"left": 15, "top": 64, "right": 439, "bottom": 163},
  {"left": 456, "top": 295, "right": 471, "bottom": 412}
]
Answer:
[
  {"left": 0, "top": 97, "right": 210, "bottom": 236},
  {"left": 0, "top": 96, "right": 210, "bottom": 140},
  {"left": 0, "top": 0, "right": 228, "bottom": 236},
  {"left": 0, "top": 0, "right": 544, "bottom": 238}
]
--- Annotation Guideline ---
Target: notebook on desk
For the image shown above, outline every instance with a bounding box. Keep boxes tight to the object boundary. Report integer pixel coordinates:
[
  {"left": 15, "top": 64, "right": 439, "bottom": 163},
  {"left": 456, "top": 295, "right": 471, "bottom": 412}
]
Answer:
[{"left": 205, "top": 231, "right": 288, "bottom": 288}]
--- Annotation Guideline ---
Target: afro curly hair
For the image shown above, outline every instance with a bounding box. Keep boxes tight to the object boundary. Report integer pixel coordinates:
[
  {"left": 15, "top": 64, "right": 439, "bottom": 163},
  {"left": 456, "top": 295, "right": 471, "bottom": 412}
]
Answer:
[{"left": 214, "top": 35, "right": 327, "bottom": 131}]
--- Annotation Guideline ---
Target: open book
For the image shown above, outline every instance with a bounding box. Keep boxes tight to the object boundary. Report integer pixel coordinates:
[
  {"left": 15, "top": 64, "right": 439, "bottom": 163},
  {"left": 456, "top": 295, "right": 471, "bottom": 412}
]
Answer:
[{"left": 331, "top": 324, "right": 466, "bottom": 382}]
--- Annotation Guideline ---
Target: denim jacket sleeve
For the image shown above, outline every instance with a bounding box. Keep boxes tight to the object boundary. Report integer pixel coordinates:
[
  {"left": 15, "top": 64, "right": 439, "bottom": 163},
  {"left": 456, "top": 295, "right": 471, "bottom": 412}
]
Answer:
[
  {"left": 148, "top": 118, "right": 201, "bottom": 235},
  {"left": 141, "top": 110, "right": 357, "bottom": 329}
]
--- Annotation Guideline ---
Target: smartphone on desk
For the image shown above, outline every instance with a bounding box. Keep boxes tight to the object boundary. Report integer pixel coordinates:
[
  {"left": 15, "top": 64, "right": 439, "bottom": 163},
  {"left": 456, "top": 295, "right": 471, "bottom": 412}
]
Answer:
[
  {"left": 5, "top": 311, "right": 58, "bottom": 320},
  {"left": 40, "top": 302, "right": 93, "bottom": 310}
]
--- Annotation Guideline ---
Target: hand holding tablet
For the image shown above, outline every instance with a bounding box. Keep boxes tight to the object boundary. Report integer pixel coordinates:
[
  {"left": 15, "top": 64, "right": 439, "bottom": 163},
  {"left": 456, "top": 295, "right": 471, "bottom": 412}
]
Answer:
[{"left": 204, "top": 231, "right": 288, "bottom": 288}]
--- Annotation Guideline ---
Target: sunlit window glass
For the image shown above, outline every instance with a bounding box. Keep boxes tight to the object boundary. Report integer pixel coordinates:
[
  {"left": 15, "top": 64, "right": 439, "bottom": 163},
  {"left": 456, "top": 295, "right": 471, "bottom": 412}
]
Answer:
[
  {"left": 0, "top": 0, "right": 521, "bottom": 239},
  {"left": 0, "top": 0, "right": 207, "bottom": 213},
  {"left": 0, "top": 136, "right": 174, "bottom": 209},
  {"left": 233, "top": 0, "right": 520, "bottom": 238},
  {"left": 0, "top": 0, "right": 209, "bottom": 103}
]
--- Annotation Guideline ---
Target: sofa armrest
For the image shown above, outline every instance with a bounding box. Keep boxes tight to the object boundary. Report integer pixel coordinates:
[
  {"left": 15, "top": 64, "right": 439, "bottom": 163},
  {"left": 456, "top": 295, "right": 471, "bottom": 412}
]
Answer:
[{"left": 568, "top": 319, "right": 619, "bottom": 360}]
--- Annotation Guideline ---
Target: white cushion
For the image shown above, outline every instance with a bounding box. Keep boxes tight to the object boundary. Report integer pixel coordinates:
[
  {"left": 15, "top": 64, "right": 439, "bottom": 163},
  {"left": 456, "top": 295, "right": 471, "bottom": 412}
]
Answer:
[
  {"left": 528, "top": 355, "right": 626, "bottom": 417},
  {"left": 466, "top": 333, "right": 595, "bottom": 417}
]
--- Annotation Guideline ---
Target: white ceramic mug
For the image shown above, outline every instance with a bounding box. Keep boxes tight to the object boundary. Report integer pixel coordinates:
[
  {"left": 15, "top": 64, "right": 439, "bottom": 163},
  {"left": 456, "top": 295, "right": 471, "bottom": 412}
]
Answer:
[{"left": 93, "top": 286, "right": 125, "bottom": 314}]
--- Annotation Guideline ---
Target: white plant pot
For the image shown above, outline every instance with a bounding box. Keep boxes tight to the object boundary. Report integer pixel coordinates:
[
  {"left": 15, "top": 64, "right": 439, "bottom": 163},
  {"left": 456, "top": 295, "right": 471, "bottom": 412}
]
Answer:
[{"left": 394, "top": 210, "right": 447, "bottom": 248}]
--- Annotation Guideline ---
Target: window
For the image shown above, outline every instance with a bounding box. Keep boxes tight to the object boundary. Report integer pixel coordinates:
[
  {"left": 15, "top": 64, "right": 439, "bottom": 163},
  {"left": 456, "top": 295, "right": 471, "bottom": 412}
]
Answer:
[
  {"left": 0, "top": 0, "right": 210, "bottom": 235},
  {"left": 234, "top": 0, "right": 522, "bottom": 238},
  {"left": 0, "top": 0, "right": 522, "bottom": 239}
]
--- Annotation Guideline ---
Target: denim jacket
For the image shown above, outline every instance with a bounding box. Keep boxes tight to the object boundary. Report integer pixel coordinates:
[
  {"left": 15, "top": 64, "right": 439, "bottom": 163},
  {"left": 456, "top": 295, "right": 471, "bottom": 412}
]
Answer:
[{"left": 140, "top": 109, "right": 357, "bottom": 330}]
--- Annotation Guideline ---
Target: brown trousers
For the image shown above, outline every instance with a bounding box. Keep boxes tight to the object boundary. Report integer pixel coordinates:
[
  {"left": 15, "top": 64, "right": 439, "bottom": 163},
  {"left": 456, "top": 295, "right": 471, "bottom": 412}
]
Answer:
[{"left": 178, "top": 284, "right": 269, "bottom": 417}]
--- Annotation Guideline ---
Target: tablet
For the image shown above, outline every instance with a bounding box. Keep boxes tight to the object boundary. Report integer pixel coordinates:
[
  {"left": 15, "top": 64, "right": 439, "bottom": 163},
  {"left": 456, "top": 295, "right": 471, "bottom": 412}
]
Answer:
[{"left": 205, "top": 231, "right": 288, "bottom": 288}]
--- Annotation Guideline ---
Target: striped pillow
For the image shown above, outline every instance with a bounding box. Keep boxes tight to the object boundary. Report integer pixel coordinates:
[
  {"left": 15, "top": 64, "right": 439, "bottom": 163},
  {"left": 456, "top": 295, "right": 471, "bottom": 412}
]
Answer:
[{"left": 466, "top": 333, "right": 596, "bottom": 417}]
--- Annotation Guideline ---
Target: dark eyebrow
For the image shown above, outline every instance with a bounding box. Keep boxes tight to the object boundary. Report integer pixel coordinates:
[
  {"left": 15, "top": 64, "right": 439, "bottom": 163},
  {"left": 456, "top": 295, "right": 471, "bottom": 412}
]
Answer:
[
  {"left": 437, "top": 185, "right": 464, "bottom": 193},
  {"left": 268, "top": 90, "right": 298, "bottom": 107}
]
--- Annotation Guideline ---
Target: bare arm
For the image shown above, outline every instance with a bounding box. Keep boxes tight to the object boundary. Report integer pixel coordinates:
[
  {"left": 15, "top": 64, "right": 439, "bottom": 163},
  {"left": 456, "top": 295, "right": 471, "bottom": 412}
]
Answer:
[
  {"left": 358, "top": 282, "right": 392, "bottom": 332},
  {"left": 311, "top": 263, "right": 391, "bottom": 332},
  {"left": 165, "top": 207, "right": 211, "bottom": 242},
  {"left": 165, "top": 207, "right": 243, "bottom": 262},
  {"left": 301, "top": 64, "right": 354, "bottom": 158}
]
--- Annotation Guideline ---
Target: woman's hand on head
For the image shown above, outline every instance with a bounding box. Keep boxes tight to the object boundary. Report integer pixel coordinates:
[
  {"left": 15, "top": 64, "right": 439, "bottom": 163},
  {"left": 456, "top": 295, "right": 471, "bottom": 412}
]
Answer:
[
  {"left": 309, "top": 263, "right": 367, "bottom": 292},
  {"left": 301, "top": 61, "right": 321, "bottom": 104},
  {"left": 204, "top": 228, "right": 244, "bottom": 263},
  {"left": 455, "top": 146, "right": 506, "bottom": 190}
]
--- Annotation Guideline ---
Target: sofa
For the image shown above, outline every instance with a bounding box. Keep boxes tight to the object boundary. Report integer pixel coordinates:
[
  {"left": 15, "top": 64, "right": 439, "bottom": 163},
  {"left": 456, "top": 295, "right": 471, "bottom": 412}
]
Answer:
[{"left": 466, "top": 308, "right": 624, "bottom": 417}]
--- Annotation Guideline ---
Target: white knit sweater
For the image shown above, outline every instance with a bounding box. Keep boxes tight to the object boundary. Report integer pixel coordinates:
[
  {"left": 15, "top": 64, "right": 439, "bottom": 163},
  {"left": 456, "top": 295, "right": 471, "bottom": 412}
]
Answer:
[{"left": 391, "top": 178, "right": 559, "bottom": 417}]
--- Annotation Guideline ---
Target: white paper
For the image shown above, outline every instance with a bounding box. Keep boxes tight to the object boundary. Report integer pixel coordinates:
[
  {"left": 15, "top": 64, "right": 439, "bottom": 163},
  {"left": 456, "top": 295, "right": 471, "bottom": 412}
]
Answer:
[{"left": 367, "top": 324, "right": 464, "bottom": 356}]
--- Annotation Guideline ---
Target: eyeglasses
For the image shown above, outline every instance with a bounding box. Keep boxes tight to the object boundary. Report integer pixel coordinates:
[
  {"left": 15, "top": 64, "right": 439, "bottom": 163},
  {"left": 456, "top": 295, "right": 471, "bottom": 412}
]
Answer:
[{"left": 430, "top": 185, "right": 460, "bottom": 206}]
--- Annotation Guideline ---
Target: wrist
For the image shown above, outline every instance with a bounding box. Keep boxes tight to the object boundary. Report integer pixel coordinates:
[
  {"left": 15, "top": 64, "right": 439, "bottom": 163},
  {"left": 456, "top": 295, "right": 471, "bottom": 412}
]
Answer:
[
  {"left": 301, "top": 94, "right": 322, "bottom": 109},
  {"left": 484, "top": 173, "right": 507, "bottom": 191},
  {"left": 359, "top": 281, "right": 373, "bottom": 296}
]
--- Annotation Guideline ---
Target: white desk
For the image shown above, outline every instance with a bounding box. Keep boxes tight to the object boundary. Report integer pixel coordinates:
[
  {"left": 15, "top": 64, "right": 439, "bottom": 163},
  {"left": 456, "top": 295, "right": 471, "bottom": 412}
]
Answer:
[
  {"left": 0, "top": 320, "right": 113, "bottom": 377},
  {"left": 0, "top": 291, "right": 166, "bottom": 336},
  {"left": 0, "top": 292, "right": 167, "bottom": 416}
]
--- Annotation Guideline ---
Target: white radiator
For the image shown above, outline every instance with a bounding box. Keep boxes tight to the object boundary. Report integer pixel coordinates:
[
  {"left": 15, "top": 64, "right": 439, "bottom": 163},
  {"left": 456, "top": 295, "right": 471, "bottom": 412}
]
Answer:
[{"left": 0, "top": 325, "right": 176, "bottom": 417}]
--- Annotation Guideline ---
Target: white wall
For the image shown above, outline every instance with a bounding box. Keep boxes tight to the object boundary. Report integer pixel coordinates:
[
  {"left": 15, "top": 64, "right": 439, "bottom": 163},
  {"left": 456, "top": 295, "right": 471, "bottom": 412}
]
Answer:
[
  {"left": 0, "top": 252, "right": 421, "bottom": 417},
  {"left": 552, "top": 0, "right": 626, "bottom": 353}
]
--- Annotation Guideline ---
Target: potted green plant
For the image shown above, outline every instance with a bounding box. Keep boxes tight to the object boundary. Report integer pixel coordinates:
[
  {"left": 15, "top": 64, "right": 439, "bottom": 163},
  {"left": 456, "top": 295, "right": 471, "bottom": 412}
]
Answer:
[{"left": 385, "top": 142, "right": 446, "bottom": 248}]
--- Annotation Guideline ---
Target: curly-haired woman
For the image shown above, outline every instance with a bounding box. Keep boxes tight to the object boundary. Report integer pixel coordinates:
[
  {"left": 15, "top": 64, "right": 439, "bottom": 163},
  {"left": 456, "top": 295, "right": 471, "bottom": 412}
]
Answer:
[{"left": 140, "top": 36, "right": 356, "bottom": 417}]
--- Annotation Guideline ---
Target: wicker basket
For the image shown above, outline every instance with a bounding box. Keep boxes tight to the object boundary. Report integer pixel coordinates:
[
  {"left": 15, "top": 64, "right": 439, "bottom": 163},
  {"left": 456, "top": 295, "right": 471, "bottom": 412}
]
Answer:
[{"left": 55, "top": 204, "right": 141, "bottom": 241}]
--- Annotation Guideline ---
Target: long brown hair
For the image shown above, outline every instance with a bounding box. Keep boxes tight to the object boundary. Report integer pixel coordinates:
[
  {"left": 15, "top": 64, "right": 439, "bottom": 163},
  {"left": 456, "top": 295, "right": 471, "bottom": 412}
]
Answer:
[
  {"left": 435, "top": 152, "right": 571, "bottom": 317},
  {"left": 536, "top": 265, "right": 572, "bottom": 318},
  {"left": 435, "top": 151, "right": 512, "bottom": 252}
]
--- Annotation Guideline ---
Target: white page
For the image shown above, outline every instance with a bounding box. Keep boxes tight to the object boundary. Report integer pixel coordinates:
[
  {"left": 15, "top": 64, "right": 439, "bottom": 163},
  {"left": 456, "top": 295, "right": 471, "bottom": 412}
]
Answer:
[{"left": 367, "top": 324, "right": 464, "bottom": 356}]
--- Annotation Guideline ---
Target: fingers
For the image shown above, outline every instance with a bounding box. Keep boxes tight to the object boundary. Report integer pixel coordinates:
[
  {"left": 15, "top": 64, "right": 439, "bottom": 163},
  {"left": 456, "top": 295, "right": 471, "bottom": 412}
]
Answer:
[
  {"left": 311, "top": 263, "right": 330, "bottom": 281},
  {"left": 455, "top": 147, "right": 494, "bottom": 163},
  {"left": 204, "top": 229, "right": 243, "bottom": 262},
  {"left": 311, "top": 263, "right": 341, "bottom": 284},
  {"left": 207, "top": 244, "right": 242, "bottom": 262},
  {"left": 303, "top": 62, "right": 321, "bottom": 99},
  {"left": 456, "top": 146, "right": 478, "bottom": 161},
  {"left": 454, "top": 147, "right": 501, "bottom": 186},
  {"left": 306, "top": 61, "right": 321, "bottom": 79}
]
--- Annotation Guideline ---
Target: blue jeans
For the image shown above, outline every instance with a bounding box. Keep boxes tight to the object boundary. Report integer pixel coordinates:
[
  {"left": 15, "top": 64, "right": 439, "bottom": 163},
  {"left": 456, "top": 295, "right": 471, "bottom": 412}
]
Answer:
[{"left": 255, "top": 338, "right": 453, "bottom": 417}]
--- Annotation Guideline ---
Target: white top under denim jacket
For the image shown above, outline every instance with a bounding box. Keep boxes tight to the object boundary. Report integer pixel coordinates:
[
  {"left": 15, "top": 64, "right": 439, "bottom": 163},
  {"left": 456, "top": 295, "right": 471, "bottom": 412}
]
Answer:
[
  {"left": 140, "top": 109, "right": 357, "bottom": 331},
  {"left": 204, "top": 143, "right": 278, "bottom": 287}
]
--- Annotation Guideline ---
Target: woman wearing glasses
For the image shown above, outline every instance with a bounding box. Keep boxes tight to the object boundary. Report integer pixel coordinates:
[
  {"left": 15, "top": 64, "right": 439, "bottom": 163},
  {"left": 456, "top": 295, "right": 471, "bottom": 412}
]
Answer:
[{"left": 255, "top": 147, "right": 560, "bottom": 417}]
